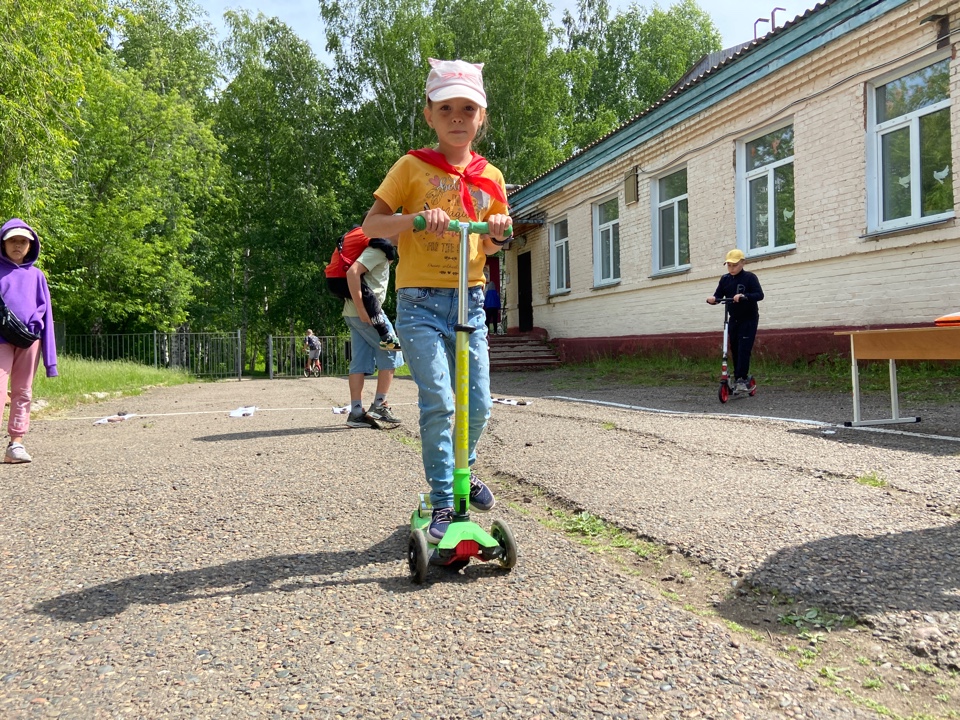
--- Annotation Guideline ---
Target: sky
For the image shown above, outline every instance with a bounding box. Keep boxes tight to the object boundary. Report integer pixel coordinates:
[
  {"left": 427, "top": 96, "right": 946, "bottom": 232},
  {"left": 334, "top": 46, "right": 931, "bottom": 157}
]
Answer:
[{"left": 195, "top": 0, "right": 820, "bottom": 63}]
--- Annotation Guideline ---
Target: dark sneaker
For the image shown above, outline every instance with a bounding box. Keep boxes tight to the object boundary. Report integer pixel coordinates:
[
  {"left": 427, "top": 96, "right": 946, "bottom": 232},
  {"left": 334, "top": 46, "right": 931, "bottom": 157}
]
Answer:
[
  {"left": 346, "top": 411, "right": 381, "bottom": 429},
  {"left": 369, "top": 401, "right": 400, "bottom": 424},
  {"left": 428, "top": 507, "right": 454, "bottom": 542},
  {"left": 379, "top": 335, "right": 402, "bottom": 351},
  {"left": 469, "top": 473, "right": 495, "bottom": 512}
]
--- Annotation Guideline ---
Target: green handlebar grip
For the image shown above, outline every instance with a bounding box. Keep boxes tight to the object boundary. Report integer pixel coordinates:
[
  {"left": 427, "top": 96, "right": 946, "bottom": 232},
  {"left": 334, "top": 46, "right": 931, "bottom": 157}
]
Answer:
[{"left": 412, "top": 214, "right": 513, "bottom": 238}]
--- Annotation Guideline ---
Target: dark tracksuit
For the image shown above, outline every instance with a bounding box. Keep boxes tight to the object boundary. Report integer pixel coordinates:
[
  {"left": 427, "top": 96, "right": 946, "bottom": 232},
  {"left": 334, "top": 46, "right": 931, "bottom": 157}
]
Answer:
[{"left": 712, "top": 270, "right": 764, "bottom": 382}]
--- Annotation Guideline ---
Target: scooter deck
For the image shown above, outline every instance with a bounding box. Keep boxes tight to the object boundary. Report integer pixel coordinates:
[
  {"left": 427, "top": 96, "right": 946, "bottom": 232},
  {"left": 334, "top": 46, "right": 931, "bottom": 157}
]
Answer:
[{"left": 410, "top": 499, "right": 499, "bottom": 550}]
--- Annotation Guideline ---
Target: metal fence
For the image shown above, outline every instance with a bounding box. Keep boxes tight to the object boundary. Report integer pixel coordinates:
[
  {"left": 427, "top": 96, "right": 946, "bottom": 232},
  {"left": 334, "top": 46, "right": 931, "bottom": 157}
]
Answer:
[
  {"left": 61, "top": 331, "right": 242, "bottom": 380},
  {"left": 60, "top": 330, "right": 360, "bottom": 380},
  {"left": 267, "top": 334, "right": 351, "bottom": 378}
]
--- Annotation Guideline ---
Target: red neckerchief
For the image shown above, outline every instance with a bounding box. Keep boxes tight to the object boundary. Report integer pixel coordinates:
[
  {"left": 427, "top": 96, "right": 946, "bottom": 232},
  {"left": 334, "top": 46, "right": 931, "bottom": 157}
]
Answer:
[{"left": 407, "top": 148, "right": 507, "bottom": 221}]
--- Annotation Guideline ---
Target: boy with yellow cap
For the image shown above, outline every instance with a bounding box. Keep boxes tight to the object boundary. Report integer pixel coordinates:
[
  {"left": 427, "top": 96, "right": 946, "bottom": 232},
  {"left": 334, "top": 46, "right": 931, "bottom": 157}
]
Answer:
[{"left": 706, "top": 249, "right": 764, "bottom": 392}]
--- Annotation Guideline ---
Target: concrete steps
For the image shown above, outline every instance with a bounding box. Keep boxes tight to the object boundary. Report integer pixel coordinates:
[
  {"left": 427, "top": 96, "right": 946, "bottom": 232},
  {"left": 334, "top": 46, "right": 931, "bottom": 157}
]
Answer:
[{"left": 488, "top": 333, "right": 562, "bottom": 372}]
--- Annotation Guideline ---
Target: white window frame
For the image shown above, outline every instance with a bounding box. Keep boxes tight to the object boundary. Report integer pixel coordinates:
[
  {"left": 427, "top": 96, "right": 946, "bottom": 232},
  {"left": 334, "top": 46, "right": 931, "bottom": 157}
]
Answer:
[
  {"left": 593, "top": 196, "right": 620, "bottom": 287},
  {"left": 652, "top": 167, "right": 690, "bottom": 273},
  {"left": 549, "top": 218, "right": 570, "bottom": 294},
  {"left": 736, "top": 122, "right": 795, "bottom": 256},
  {"left": 865, "top": 51, "right": 954, "bottom": 233}
]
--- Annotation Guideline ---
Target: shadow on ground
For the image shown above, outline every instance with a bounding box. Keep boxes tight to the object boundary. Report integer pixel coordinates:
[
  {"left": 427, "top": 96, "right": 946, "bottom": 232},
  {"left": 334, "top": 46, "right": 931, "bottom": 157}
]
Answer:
[
  {"left": 194, "top": 426, "right": 357, "bottom": 442},
  {"left": 717, "top": 521, "right": 960, "bottom": 623},
  {"left": 32, "top": 528, "right": 409, "bottom": 623}
]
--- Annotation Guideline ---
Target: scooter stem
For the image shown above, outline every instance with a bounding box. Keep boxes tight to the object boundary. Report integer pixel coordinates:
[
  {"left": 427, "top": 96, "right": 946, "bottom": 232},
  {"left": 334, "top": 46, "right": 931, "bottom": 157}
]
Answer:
[{"left": 453, "top": 222, "right": 472, "bottom": 514}]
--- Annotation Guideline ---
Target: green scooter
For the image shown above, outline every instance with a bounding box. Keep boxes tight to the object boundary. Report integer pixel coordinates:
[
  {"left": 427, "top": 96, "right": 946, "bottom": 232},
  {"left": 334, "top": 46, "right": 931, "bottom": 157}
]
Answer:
[{"left": 407, "top": 216, "right": 518, "bottom": 583}]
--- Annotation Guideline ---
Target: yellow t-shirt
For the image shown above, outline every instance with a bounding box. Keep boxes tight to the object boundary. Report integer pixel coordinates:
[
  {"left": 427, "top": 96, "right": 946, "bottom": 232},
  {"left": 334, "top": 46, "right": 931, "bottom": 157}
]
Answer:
[{"left": 373, "top": 154, "right": 508, "bottom": 289}]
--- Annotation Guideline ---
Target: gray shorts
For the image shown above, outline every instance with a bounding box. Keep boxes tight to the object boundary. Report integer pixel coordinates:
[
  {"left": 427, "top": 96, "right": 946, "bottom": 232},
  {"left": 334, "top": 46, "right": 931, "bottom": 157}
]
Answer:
[{"left": 344, "top": 316, "right": 404, "bottom": 375}]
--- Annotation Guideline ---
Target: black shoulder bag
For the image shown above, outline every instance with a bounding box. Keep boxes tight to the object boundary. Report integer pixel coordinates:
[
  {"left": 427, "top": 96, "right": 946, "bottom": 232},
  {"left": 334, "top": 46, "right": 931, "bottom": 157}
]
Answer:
[{"left": 0, "top": 296, "right": 40, "bottom": 348}]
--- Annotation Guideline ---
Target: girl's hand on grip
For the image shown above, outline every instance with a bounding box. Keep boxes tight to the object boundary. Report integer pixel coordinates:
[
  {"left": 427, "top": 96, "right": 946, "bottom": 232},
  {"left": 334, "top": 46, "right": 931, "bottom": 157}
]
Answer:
[
  {"left": 486, "top": 213, "right": 512, "bottom": 241},
  {"left": 417, "top": 208, "right": 451, "bottom": 237}
]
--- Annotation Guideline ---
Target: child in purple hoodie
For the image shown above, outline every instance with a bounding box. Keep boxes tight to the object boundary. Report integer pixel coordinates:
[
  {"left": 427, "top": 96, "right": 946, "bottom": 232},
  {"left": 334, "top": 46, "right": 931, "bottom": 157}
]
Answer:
[{"left": 0, "top": 218, "right": 57, "bottom": 463}]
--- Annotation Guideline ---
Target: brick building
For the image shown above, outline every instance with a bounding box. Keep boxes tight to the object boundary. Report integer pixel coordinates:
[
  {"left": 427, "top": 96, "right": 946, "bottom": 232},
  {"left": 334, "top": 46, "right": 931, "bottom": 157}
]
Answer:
[{"left": 503, "top": 0, "right": 960, "bottom": 363}]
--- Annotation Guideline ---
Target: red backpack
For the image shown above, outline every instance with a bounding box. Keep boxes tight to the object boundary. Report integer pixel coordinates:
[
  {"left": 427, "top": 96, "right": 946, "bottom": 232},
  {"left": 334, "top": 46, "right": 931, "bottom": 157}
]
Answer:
[{"left": 324, "top": 227, "right": 396, "bottom": 280}]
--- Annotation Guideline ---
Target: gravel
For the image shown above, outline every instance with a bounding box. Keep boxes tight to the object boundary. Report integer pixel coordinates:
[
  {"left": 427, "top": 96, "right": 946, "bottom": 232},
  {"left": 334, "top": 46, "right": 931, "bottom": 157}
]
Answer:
[{"left": 1, "top": 372, "right": 955, "bottom": 718}]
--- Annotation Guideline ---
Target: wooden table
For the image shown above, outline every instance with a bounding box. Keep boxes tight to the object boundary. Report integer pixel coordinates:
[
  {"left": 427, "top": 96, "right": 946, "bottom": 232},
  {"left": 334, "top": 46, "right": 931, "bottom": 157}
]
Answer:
[{"left": 835, "top": 326, "right": 960, "bottom": 426}]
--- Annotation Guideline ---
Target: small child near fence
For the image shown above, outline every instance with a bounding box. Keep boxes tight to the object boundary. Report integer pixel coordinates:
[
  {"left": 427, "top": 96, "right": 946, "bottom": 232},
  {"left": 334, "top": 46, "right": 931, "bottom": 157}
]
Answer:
[{"left": 304, "top": 329, "right": 322, "bottom": 375}]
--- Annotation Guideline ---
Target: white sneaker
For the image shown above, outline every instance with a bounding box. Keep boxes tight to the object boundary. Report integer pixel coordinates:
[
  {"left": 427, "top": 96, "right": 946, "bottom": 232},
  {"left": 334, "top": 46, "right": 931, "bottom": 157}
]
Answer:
[
  {"left": 4, "top": 442, "right": 32, "bottom": 463},
  {"left": 735, "top": 380, "right": 749, "bottom": 393}
]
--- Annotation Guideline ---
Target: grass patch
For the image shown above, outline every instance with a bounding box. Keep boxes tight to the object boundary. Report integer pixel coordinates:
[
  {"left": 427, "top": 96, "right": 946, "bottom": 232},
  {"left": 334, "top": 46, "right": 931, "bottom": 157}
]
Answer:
[
  {"left": 555, "top": 351, "right": 960, "bottom": 400},
  {"left": 856, "top": 471, "right": 888, "bottom": 488},
  {"left": 778, "top": 607, "right": 851, "bottom": 631},
  {"left": 541, "top": 509, "right": 661, "bottom": 559},
  {"left": 33, "top": 356, "right": 194, "bottom": 416},
  {"left": 723, "top": 620, "right": 764, "bottom": 642}
]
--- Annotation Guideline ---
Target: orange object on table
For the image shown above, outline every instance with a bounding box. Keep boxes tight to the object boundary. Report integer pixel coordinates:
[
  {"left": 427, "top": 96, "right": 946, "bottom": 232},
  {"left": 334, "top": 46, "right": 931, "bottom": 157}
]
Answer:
[{"left": 935, "top": 311, "right": 960, "bottom": 326}]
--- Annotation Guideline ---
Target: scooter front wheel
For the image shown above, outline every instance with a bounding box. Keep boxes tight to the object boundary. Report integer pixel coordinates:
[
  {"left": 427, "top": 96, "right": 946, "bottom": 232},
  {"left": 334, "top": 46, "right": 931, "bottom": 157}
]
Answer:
[
  {"left": 718, "top": 383, "right": 729, "bottom": 403},
  {"left": 408, "top": 529, "right": 429, "bottom": 584},
  {"left": 491, "top": 519, "right": 518, "bottom": 570}
]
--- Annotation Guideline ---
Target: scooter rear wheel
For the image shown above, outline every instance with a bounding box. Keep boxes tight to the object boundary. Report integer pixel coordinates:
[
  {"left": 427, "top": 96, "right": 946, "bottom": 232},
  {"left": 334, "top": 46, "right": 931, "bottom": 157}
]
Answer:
[
  {"left": 718, "top": 383, "right": 729, "bottom": 403},
  {"left": 408, "top": 529, "right": 429, "bottom": 584}
]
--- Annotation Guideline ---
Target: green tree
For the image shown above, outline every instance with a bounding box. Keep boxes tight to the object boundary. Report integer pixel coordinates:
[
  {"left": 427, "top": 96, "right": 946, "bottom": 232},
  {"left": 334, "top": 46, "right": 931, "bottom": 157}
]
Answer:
[
  {"left": 0, "top": 0, "right": 107, "bottom": 211},
  {"left": 44, "top": 52, "right": 222, "bottom": 334},
  {"left": 561, "top": 0, "right": 721, "bottom": 150},
  {"left": 213, "top": 11, "right": 344, "bottom": 369},
  {"left": 113, "top": 0, "right": 221, "bottom": 112}
]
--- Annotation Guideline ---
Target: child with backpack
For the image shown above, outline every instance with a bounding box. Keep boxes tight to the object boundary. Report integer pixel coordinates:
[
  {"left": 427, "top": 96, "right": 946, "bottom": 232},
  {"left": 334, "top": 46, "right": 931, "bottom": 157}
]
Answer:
[
  {"left": 303, "top": 329, "right": 322, "bottom": 375},
  {"left": 325, "top": 226, "right": 401, "bottom": 351}
]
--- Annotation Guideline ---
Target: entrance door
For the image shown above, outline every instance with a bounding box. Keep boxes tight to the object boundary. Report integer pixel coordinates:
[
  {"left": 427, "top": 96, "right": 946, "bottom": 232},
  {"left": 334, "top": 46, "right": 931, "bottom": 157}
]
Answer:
[{"left": 517, "top": 252, "right": 533, "bottom": 332}]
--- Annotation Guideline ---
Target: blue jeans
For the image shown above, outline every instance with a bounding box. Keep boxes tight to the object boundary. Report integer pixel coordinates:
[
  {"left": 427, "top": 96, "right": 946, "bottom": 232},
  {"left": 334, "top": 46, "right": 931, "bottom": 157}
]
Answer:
[{"left": 396, "top": 286, "right": 491, "bottom": 508}]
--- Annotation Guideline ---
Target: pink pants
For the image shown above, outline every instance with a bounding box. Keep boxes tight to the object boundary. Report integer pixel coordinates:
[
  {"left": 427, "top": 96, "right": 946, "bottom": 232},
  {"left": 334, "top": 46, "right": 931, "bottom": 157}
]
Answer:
[{"left": 0, "top": 341, "right": 41, "bottom": 437}]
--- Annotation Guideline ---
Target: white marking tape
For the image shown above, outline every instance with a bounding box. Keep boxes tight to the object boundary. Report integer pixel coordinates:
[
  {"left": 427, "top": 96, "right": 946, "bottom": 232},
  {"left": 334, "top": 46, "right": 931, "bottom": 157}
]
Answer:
[{"left": 543, "top": 395, "right": 960, "bottom": 443}]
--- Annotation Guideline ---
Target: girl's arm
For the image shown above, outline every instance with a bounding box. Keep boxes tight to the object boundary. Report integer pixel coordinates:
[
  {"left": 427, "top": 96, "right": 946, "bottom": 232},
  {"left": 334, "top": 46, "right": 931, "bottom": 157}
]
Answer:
[
  {"left": 38, "top": 273, "right": 58, "bottom": 377},
  {"left": 346, "top": 261, "right": 371, "bottom": 324},
  {"left": 363, "top": 198, "right": 452, "bottom": 238}
]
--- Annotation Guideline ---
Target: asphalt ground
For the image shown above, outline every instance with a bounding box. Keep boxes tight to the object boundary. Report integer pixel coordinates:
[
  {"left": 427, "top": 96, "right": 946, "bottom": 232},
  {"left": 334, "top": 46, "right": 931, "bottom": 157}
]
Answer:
[{"left": 1, "top": 372, "right": 957, "bottom": 719}]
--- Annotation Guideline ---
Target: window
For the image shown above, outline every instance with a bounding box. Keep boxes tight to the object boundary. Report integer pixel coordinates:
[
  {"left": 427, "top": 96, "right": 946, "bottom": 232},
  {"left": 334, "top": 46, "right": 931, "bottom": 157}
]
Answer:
[
  {"left": 867, "top": 56, "right": 953, "bottom": 232},
  {"left": 593, "top": 197, "right": 620, "bottom": 285},
  {"left": 738, "top": 125, "right": 795, "bottom": 253},
  {"left": 653, "top": 168, "right": 689, "bottom": 272},
  {"left": 549, "top": 219, "right": 570, "bottom": 294}
]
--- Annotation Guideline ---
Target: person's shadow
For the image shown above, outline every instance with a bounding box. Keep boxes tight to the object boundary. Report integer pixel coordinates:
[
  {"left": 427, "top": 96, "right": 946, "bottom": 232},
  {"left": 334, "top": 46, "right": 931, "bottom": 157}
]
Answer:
[
  {"left": 32, "top": 527, "right": 410, "bottom": 623},
  {"left": 717, "top": 522, "right": 960, "bottom": 621}
]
